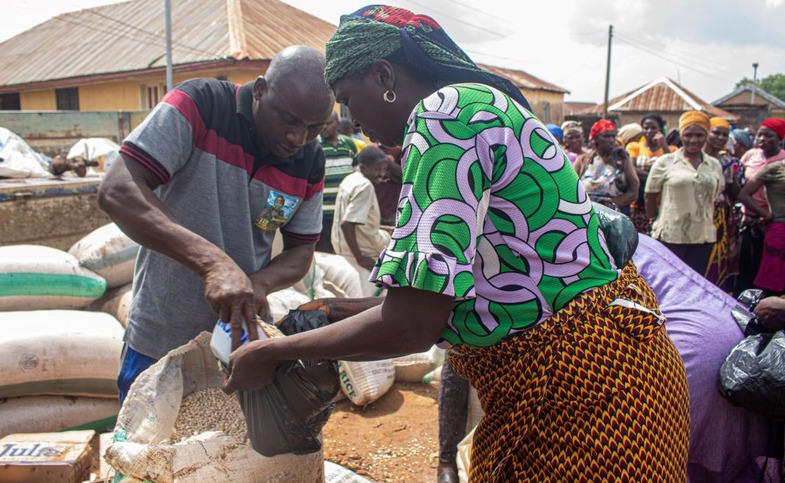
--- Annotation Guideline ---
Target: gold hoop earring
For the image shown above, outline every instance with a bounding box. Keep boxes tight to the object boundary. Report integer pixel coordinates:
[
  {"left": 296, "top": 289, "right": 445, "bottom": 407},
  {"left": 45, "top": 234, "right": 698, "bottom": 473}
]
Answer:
[{"left": 383, "top": 90, "right": 396, "bottom": 103}]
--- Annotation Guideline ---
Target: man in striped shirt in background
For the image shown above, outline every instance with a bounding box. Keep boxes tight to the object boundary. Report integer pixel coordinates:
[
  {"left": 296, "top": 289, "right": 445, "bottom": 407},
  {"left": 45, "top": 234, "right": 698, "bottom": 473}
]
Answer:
[{"left": 317, "top": 111, "right": 360, "bottom": 252}]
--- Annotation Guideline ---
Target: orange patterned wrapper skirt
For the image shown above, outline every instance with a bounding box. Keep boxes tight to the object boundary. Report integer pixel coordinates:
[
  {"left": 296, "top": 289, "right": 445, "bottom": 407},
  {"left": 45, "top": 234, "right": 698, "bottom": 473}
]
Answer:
[{"left": 450, "top": 262, "right": 690, "bottom": 482}]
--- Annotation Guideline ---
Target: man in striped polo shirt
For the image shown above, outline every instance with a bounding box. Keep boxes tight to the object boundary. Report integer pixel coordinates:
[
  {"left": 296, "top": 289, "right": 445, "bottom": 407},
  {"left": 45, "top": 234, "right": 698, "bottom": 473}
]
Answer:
[
  {"left": 98, "top": 46, "right": 335, "bottom": 403},
  {"left": 317, "top": 111, "right": 359, "bottom": 252}
]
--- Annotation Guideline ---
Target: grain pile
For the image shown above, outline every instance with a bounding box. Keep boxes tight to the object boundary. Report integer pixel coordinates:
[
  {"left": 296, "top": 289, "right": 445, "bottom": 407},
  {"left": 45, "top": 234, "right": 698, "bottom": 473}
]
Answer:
[{"left": 170, "top": 387, "right": 248, "bottom": 443}]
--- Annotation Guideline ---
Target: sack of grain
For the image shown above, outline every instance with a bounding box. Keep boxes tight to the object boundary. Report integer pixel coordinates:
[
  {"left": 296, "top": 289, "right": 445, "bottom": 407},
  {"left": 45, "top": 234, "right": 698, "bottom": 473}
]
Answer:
[
  {"left": 68, "top": 223, "right": 139, "bottom": 288},
  {"left": 267, "top": 287, "right": 311, "bottom": 321},
  {"left": 0, "top": 310, "right": 123, "bottom": 398},
  {"left": 337, "top": 359, "right": 395, "bottom": 406},
  {"left": 391, "top": 346, "right": 445, "bottom": 382},
  {"left": 324, "top": 461, "right": 373, "bottom": 483},
  {"left": 0, "top": 245, "right": 106, "bottom": 310},
  {"left": 0, "top": 395, "right": 119, "bottom": 438},
  {"left": 315, "top": 252, "right": 364, "bottom": 298},
  {"left": 294, "top": 258, "right": 337, "bottom": 300},
  {"left": 106, "top": 332, "right": 326, "bottom": 483}
]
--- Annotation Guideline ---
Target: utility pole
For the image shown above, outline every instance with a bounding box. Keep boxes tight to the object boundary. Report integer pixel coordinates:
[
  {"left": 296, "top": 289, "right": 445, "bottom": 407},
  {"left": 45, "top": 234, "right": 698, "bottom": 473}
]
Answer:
[
  {"left": 603, "top": 25, "right": 613, "bottom": 119},
  {"left": 165, "top": 0, "right": 173, "bottom": 92},
  {"left": 751, "top": 62, "right": 759, "bottom": 106}
]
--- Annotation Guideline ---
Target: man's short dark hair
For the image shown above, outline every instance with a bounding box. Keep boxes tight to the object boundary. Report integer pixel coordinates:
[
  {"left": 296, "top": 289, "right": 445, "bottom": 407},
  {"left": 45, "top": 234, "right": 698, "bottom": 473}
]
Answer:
[{"left": 357, "top": 146, "right": 387, "bottom": 166}]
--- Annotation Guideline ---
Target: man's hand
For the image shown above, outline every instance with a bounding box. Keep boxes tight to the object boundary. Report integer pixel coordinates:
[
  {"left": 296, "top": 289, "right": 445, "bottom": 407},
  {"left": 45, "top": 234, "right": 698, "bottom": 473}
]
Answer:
[
  {"left": 754, "top": 296, "right": 785, "bottom": 333},
  {"left": 223, "top": 337, "right": 281, "bottom": 393},
  {"left": 202, "top": 259, "right": 260, "bottom": 350}
]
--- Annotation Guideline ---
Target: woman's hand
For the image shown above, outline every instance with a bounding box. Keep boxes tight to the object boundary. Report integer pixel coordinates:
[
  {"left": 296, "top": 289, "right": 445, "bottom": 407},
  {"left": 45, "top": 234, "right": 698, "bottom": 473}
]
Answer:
[{"left": 223, "top": 338, "right": 282, "bottom": 393}]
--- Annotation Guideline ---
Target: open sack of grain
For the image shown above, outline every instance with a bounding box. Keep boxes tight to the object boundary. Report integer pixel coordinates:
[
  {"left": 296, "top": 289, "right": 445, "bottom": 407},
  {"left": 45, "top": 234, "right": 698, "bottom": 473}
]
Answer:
[{"left": 107, "top": 317, "right": 340, "bottom": 483}]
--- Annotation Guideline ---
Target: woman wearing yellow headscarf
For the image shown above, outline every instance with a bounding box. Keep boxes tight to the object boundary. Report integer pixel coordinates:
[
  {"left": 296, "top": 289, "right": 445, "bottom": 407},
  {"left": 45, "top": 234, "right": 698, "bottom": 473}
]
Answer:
[{"left": 645, "top": 111, "right": 724, "bottom": 274}]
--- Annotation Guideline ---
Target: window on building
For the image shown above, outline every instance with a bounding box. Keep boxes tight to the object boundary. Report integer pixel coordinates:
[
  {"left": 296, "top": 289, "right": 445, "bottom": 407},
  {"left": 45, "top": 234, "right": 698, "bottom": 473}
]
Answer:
[
  {"left": 140, "top": 83, "right": 166, "bottom": 109},
  {"left": 541, "top": 101, "right": 551, "bottom": 124},
  {"left": 55, "top": 87, "right": 80, "bottom": 111},
  {"left": 0, "top": 93, "right": 20, "bottom": 110}
]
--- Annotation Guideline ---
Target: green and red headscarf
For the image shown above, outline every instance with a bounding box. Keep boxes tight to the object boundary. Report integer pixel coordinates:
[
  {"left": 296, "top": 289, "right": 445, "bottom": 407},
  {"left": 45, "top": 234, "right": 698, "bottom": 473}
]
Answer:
[{"left": 324, "top": 5, "right": 531, "bottom": 111}]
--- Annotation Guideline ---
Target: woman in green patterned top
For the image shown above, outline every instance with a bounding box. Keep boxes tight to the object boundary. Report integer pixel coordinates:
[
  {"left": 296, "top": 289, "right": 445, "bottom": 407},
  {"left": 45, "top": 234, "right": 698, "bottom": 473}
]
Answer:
[{"left": 225, "top": 5, "right": 689, "bottom": 481}]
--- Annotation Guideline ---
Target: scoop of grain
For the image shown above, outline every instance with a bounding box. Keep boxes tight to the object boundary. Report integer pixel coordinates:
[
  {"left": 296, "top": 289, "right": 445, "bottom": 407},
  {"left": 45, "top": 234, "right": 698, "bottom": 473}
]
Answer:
[{"left": 171, "top": 387, "right": 248, "bottom": 443}]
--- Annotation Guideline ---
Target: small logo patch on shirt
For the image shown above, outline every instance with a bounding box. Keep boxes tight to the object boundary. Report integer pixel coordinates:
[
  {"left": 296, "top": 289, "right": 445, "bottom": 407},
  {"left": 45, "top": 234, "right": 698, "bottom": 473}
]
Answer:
[{"left": 255, "top": 191, "right": 296, "bottom": 231}]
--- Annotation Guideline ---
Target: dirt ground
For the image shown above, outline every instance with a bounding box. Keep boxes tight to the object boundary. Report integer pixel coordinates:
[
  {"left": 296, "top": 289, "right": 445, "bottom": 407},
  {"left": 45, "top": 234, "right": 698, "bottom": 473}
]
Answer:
[{"left": 323, "top": 382, "right": 440, "bottom": 483}]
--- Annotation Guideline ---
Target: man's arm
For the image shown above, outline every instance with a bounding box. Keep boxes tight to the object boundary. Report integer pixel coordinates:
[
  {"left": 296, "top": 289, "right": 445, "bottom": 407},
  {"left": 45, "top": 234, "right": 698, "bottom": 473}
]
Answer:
[
  {"left": 341, "top": 221, "right": 376, "bottom": 271},
  {"left": 98, "top": 154, "right": 259, "bottom": 346},
  {"left": 248, "top": 232, "right": 316, "bottom": 317}
]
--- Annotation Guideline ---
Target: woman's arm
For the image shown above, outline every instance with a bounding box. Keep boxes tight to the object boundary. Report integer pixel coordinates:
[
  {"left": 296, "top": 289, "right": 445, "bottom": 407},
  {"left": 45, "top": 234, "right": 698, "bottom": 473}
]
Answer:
[
  {"left": 738, "top": 177, "right": 772, "bottom": 220},
  {"left": 645, "top": 192, "right": 660, "bottom": 220},
  {"left": 225, "top": 287, "right": 454, "bottom": 392}
]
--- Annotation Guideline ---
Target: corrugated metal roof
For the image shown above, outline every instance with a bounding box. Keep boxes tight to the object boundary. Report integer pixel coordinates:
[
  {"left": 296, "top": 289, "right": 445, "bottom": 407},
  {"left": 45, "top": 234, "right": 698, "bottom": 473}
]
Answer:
[
  {"left": 577, "top": 77, "right": 737, "bottom": 120},
  {"left": 713, "top": 85, "right": 785, "bottom": 109},
  {"left": 479, "top": 64, "right": 569, "bottom": 94},
  {"left": 0, "top": 0, "right": 337, "bottom": 88},
  {"left": 0, "top": 1, "right": 566, "bottom": 97}
]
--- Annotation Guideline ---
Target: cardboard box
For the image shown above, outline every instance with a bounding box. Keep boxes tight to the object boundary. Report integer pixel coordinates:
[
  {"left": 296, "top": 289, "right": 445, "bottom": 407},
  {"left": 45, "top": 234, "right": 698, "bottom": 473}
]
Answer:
[{"left": 0, "top": 430, "right": 94, "bottom": 483}]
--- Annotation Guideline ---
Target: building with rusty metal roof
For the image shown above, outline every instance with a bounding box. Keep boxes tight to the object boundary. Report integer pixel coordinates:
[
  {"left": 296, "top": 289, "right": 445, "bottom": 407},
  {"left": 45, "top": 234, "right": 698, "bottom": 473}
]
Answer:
[
  {"left": 713, "top": 84, "right": 785, "bottom": 130},
  {"left": 0, "top": 0, "right": 568, "bottom": 124},
  {"left": 572, "top": 77, "right": 738, "bottom": 131}
]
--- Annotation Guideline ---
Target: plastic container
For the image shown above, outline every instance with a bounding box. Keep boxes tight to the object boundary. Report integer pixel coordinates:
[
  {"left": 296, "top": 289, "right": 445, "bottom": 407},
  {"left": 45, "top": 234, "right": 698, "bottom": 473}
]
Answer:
[{"left": 210, "top": 319, "right": 267, "bottom": 366}]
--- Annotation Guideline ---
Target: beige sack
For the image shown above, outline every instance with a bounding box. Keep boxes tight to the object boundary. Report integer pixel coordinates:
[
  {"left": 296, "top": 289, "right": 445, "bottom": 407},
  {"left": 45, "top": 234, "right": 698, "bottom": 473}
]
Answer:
[
  {"left": 105, "top": 332, "right": 324, "bottom": 483},
  {"left": 0, "top": 310, "right": 123, "bottom": 398}
]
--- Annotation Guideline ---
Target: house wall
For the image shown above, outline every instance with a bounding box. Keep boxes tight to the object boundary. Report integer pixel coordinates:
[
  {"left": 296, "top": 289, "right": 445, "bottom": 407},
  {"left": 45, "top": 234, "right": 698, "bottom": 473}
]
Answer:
[
  {"left": 15, "top": 67, "right": 265, "bottom": 112},
  {"left": 20, "top": 89, "right": 55, "bottom": 110},
  {"left": 523, "top": 90, "right": 565, "bottom": 125}
]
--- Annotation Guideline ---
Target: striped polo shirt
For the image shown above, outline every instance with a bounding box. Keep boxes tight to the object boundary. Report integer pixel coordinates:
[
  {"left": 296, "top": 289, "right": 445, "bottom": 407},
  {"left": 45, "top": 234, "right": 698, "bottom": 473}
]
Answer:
[
  {"left": 119, "top": 78, "right": 325, "bottom": 359},
  {"left": 319, "top": 134, "right": 357, "bottom": 216}
]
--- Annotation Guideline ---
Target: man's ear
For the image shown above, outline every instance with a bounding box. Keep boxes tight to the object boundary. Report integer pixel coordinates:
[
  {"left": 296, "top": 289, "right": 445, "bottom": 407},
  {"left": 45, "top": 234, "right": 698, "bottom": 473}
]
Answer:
[
  {"left": 369, "top": 59, "right": 396, "bottom": 91},
  {"left": 253, "top": 76, "right": 268, "bottom": 100}
]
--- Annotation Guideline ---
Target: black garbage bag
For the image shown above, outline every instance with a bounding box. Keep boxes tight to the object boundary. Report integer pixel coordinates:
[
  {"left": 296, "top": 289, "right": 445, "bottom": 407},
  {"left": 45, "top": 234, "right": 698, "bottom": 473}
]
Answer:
[
  {"left": 719, "top": 289, "right": 785, "bottom": 422},
  {"left": 238, "top": 310, "right": 340, "bottom": 456},
  {"left": 592, "top": 202, "right": 639, "bottom": 268}
]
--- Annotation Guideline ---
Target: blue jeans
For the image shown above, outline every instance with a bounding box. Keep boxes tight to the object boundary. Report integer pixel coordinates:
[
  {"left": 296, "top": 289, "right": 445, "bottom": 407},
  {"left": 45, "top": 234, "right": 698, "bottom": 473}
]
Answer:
[{"left": 117, "top": 344, "right": 158, "bottom": 406}]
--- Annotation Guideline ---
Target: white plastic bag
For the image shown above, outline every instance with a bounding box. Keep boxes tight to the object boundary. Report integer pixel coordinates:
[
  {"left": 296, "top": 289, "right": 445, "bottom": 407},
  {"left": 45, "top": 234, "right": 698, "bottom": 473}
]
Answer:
[{"left": 0, "top": 127, "right": 51, "bottom": 178}]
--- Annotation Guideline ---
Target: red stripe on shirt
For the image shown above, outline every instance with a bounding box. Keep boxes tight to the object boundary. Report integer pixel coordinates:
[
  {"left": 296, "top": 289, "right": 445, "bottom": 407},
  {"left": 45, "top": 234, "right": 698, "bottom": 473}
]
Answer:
[
  {"left": 280, "top": 229, "right": 320, "bottom": 243},
  {"left": 164, "top": 88, "right": 254, "bottom": 173},
  {"left": 254, "top": 165, "right": 324, "bottom": 201},
  {"left": 120, "top": 143, "right": 170, "bottom": 184}
]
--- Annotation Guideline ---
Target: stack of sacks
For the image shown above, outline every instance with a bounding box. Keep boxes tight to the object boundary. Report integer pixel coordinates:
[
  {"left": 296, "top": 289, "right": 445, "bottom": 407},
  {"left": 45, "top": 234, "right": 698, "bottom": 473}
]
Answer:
[
  {"left": 0, "top": 244, "right": 122, "bottom": 437},
  {"left": 0, "top": 310, "right": 123, "bottom": 437}
]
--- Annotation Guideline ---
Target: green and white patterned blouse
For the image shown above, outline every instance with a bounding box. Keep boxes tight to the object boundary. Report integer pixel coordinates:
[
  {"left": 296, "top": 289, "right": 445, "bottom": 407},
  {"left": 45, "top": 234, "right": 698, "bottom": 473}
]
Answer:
[{"left": 369, "top": 83, "right": 619, "bottom": 348}]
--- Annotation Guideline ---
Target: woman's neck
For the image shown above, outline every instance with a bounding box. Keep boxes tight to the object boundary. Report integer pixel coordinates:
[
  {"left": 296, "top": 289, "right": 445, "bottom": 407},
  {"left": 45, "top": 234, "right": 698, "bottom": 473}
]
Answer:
[
  {"left": 683, "top": 149, "right": 702, "bottom": 166},
  {"left": 704, "top": 145, "right": 721, "bottom": 157},
  {"left": 764, "top": 146, "right": 782, "bottom": 159}
]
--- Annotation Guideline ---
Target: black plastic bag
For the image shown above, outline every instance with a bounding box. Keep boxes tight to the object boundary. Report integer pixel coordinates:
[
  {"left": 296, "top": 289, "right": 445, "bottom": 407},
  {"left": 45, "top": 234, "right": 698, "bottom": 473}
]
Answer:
[
  {"left": 592, "top": 201, "right": 639, "bottom": 268},
  {"left": 238, "top": 310, "right": 340, "bottom": 456},
  {"left": 720, "top": 289, "right": 785, "bottom": 422}
]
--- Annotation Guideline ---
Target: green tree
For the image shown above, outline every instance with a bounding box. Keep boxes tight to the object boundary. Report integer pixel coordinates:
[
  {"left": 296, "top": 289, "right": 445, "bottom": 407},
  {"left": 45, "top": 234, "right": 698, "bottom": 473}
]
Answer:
[{"left": 736, "top": 73, "right": 785, "bottom": 102}]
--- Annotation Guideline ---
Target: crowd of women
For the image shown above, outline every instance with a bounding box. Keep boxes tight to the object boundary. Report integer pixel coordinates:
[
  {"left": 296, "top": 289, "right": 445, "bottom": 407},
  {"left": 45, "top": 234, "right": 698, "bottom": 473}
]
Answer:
[{"left": 553, "top": 113, "right": 785, "bottom": 296}]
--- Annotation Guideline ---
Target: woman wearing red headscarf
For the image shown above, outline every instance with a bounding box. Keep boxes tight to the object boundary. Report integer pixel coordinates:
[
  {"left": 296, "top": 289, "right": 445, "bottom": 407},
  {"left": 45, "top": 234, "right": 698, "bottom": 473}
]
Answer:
[
  {"left": 737, "top": 118, "right": 785, "bottom": 294},
  {"left": 645, "top": 111, "right": 724, "bottom": 274}
]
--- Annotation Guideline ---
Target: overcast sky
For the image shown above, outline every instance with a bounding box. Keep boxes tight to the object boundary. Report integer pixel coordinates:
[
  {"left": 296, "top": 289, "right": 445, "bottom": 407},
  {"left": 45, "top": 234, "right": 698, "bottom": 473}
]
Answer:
[{"left": 3, "top": 0, "right": 784, "bottom": 103}]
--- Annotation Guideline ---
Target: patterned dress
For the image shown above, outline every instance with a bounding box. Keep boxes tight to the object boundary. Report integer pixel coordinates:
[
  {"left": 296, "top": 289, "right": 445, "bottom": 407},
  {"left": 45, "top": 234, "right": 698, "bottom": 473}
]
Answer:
[{"left": 370, "top": 83, "right": 689, "bottom": 481}]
